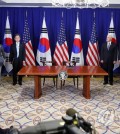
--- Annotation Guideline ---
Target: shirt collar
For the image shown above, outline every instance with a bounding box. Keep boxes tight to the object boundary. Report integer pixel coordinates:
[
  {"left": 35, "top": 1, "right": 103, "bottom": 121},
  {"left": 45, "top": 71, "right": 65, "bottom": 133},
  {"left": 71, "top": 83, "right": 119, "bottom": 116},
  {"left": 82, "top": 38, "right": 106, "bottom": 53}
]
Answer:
[
  {"left": 16, "top": 42, "right": 20, "bottom": 45},
  {"left": 107, "top": 41, "right": 111, "bottom": 44}
]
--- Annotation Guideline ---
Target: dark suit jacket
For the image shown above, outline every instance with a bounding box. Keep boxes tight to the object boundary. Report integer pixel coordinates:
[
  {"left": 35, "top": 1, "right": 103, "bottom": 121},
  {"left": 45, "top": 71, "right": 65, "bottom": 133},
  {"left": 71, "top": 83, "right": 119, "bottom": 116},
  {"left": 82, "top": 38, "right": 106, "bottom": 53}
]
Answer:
[
  {"left": 9, "top": 43, "right": 25, "bottom": 63},
  {"left": 100, "top": 42, "right": 117, "bottom": 63}
]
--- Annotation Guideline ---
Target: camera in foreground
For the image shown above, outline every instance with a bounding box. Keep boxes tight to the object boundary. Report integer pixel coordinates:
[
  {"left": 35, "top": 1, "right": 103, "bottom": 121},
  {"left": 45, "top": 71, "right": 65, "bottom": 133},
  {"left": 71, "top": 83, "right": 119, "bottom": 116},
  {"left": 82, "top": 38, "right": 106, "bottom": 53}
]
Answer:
[{"left": 0, "top": 108, "right": 96, "bottom": 134}]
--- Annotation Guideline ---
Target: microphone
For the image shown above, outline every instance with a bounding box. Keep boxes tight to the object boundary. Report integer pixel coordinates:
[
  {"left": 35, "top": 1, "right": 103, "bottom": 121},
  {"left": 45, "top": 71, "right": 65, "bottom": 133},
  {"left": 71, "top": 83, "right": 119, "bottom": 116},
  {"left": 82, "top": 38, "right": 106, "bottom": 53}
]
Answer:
[
  {"left": 66, "top": 108, "right": 84, "bottom": 121},
  {"left": 66, "top": 108, "right": 93, "bottom": 133},
  {"left": 66, "top": 108, "right": 77, "bottom": 117}
]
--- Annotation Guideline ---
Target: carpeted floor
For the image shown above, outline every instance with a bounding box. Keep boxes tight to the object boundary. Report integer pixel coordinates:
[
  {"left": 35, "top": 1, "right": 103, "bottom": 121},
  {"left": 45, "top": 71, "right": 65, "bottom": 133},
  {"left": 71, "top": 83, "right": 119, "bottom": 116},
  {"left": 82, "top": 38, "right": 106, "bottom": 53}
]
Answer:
[{"left": 0, "top": 76, "right": 120, "bottom": 134}]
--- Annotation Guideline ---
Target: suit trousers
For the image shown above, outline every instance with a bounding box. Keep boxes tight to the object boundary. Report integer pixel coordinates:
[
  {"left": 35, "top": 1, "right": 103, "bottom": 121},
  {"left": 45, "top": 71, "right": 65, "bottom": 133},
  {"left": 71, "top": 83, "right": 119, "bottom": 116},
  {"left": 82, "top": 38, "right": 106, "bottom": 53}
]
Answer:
[
  {"left": 102, "top": 62, "right": 114, "bottom": 83},
  {"left": 12, "top": 57, "right": 23, "bottom": 83}
]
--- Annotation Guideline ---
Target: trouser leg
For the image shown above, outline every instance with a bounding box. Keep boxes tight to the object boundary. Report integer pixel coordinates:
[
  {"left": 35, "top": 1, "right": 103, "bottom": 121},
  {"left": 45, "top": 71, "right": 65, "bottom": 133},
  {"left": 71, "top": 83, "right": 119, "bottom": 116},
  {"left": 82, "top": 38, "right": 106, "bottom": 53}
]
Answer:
[
  {"left": 108, "top": 63, "right": 114, "bottom": 83},
  {"left": 18, "top": 59, "right": 23, "bottom": 83},
  {"left": 13, "top": 59, "right": 18, "bottom": 83},
  {"left": 0, "top": 66, "right": 2, "bottom": 81},
  {"left": 102, "top": 63, "right": 108, "bottom": 83},
  {"left": 18, "top": 75, "right": 22, "bottom": 83}
]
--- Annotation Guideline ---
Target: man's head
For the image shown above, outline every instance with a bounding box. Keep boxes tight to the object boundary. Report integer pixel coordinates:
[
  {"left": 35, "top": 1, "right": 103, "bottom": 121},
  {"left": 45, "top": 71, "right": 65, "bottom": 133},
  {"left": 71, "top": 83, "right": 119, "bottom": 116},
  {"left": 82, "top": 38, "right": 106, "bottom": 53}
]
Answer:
[
  {"left": 14, "top": 34, "right": 21, "bottom": 42},
  {"left": 106, "top": 35, "right": 112, "bottom": 42}
]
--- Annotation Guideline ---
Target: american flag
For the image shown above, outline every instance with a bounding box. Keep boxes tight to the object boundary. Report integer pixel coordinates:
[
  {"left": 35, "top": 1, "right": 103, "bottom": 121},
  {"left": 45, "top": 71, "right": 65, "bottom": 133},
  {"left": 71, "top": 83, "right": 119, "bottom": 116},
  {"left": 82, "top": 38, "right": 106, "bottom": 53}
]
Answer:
[
  {"left": 23, "top": 18, "right": 35, "bottom": 66},
  {"left": 86, "top": 17, "right": 99, "bottom": 66},
  {"left": 53, "top": 17, "right": 69, "bottom": 65}
]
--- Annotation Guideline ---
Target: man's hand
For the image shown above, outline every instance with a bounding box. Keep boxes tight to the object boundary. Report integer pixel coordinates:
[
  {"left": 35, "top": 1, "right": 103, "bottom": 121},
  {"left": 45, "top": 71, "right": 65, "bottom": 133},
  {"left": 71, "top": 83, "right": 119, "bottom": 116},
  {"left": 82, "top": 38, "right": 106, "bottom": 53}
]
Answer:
[
  {"left": 101, "top": 60, "right": 104, "bottom": 63},
  {"left": 113, "top": 61, "right": 116, "bottom": 64},
  {"left": 23, "top": 61, "right": 26, "bottom": 66}
]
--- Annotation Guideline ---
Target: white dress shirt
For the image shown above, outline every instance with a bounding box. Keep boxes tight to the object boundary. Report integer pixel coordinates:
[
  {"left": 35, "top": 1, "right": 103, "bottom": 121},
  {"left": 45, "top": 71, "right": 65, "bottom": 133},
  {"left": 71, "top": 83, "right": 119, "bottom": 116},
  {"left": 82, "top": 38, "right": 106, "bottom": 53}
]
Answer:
[{"left": 16, "top": 42, "right": 20, "bottom": 58}]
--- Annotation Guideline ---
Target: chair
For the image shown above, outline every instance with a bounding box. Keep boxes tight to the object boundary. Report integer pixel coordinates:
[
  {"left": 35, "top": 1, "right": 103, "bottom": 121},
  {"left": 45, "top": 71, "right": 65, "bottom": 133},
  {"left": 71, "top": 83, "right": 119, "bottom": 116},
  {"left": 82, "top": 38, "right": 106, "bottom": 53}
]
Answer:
[
  {"left": 41, "top": 61, "right": 57, "bottom": 88},
  {"left": 62, "top": 61, "right": 79, "bottom": 88}
]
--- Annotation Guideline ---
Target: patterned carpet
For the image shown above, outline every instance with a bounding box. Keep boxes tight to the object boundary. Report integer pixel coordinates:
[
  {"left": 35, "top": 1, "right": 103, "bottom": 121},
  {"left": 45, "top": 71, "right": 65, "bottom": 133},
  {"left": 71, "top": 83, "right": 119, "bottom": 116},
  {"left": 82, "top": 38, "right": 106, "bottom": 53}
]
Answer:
[{"left": 0, "top": 76, "right": 120, "bottom": 134}]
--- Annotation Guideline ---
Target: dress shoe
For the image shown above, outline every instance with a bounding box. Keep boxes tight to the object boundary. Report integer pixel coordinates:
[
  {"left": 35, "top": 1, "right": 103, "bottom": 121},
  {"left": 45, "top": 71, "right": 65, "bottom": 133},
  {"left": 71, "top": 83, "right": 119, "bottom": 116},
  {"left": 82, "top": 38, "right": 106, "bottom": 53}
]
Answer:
[
  {"left": 13, "top": 82, "right": 17, "bottom": 85},
  {"left": 103, "top": 82, "right": 108, "bottom": 85},
  {"left": 109, "top": 82, "right": 113, "bottom": 85},
  {"left": 19, "top": 82, "right": 22, "bottom": 85}
]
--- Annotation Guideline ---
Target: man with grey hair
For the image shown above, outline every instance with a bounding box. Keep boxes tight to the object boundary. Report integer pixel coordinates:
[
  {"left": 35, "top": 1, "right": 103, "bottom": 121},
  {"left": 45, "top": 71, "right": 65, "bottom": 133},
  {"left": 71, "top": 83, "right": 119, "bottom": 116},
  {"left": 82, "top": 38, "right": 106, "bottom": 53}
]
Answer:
[{"left": 101, "top": 34, "right": 117, "bottom": 85}]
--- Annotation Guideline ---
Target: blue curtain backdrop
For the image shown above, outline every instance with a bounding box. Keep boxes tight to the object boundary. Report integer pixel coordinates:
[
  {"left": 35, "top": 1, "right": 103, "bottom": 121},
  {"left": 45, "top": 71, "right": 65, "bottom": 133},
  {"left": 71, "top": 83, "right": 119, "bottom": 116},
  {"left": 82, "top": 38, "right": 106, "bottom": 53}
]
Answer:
[{"left": 0, "top": 7, "right": 120, "bottom": 69}]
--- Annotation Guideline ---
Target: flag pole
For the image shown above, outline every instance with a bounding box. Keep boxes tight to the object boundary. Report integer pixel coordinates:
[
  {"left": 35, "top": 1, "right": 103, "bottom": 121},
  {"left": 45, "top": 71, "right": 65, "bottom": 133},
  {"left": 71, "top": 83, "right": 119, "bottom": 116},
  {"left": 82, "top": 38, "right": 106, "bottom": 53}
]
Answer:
[
  {"left": 44, "top": 11, "right": 45, "bottom": 17},
  {"left": 26, "top": 10, "right": 27, "bottom": 18},
  {"left": 7, "top": 11, "right": 8, "bottom": 17},
  {"left": 111, "top": 12, "right": 113, "bottom": 17},
  {"left": 77, "top": 12, "right": 79, "bottom": 17},
  {"left": 25, "top": 10, "right": 28, "bottom": 77},
  {"left": 94, "top": 11, "right": 95, "bottom": 18},
  {"left": 62, "top": 11, "right": 63, "bottom": 18},
  {"left": 7, "top": 11, "right": 9, "bottom": 77}
]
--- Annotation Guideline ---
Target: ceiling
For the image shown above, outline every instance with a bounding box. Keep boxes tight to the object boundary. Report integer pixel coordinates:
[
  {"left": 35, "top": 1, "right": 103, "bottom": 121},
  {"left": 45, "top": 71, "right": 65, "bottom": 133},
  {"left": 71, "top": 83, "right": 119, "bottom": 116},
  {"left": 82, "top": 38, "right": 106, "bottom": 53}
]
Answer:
[{"left": 0, "top": 0, "right": 120, "bottom": 7}]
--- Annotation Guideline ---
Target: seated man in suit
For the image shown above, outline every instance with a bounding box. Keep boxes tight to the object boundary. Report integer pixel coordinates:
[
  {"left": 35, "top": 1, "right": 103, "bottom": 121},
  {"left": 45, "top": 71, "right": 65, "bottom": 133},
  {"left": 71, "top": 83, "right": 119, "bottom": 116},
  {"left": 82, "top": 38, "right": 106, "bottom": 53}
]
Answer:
[
  {"left": 10, "top": 34, "right": 25, "bottom": 85},
  {"left": 101, "top": 35, "right": 117, "bottom": 85}
]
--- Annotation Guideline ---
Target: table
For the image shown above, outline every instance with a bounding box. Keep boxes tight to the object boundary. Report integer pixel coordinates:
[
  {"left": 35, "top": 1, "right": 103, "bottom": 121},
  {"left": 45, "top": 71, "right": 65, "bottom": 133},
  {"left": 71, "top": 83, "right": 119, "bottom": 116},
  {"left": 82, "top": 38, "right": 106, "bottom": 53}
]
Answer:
[{"left": 18, "top": 66, "right": 108, "bottom": 99}]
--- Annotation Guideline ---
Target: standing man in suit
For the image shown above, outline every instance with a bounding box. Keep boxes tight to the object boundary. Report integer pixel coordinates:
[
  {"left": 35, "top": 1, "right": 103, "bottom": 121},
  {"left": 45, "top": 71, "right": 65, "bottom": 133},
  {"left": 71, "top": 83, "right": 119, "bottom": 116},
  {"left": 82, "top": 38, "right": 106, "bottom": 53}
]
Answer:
[
  {"left": 10, "top": 34, "right": 25, "bottom": 85},
  {"left": 101, "top": 35, "right": 117, "bottom": 85}
]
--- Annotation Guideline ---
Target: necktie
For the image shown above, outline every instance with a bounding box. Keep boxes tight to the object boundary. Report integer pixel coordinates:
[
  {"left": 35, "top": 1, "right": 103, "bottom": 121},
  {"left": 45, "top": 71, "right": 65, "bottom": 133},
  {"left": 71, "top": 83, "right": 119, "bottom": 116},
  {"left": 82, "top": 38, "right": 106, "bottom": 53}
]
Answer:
[
  {"left": 107, "top": 42, "right": 110, "bottom": 50},
  {"left": 16, "top": 42, "right": 19, "bottom": 58}
]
